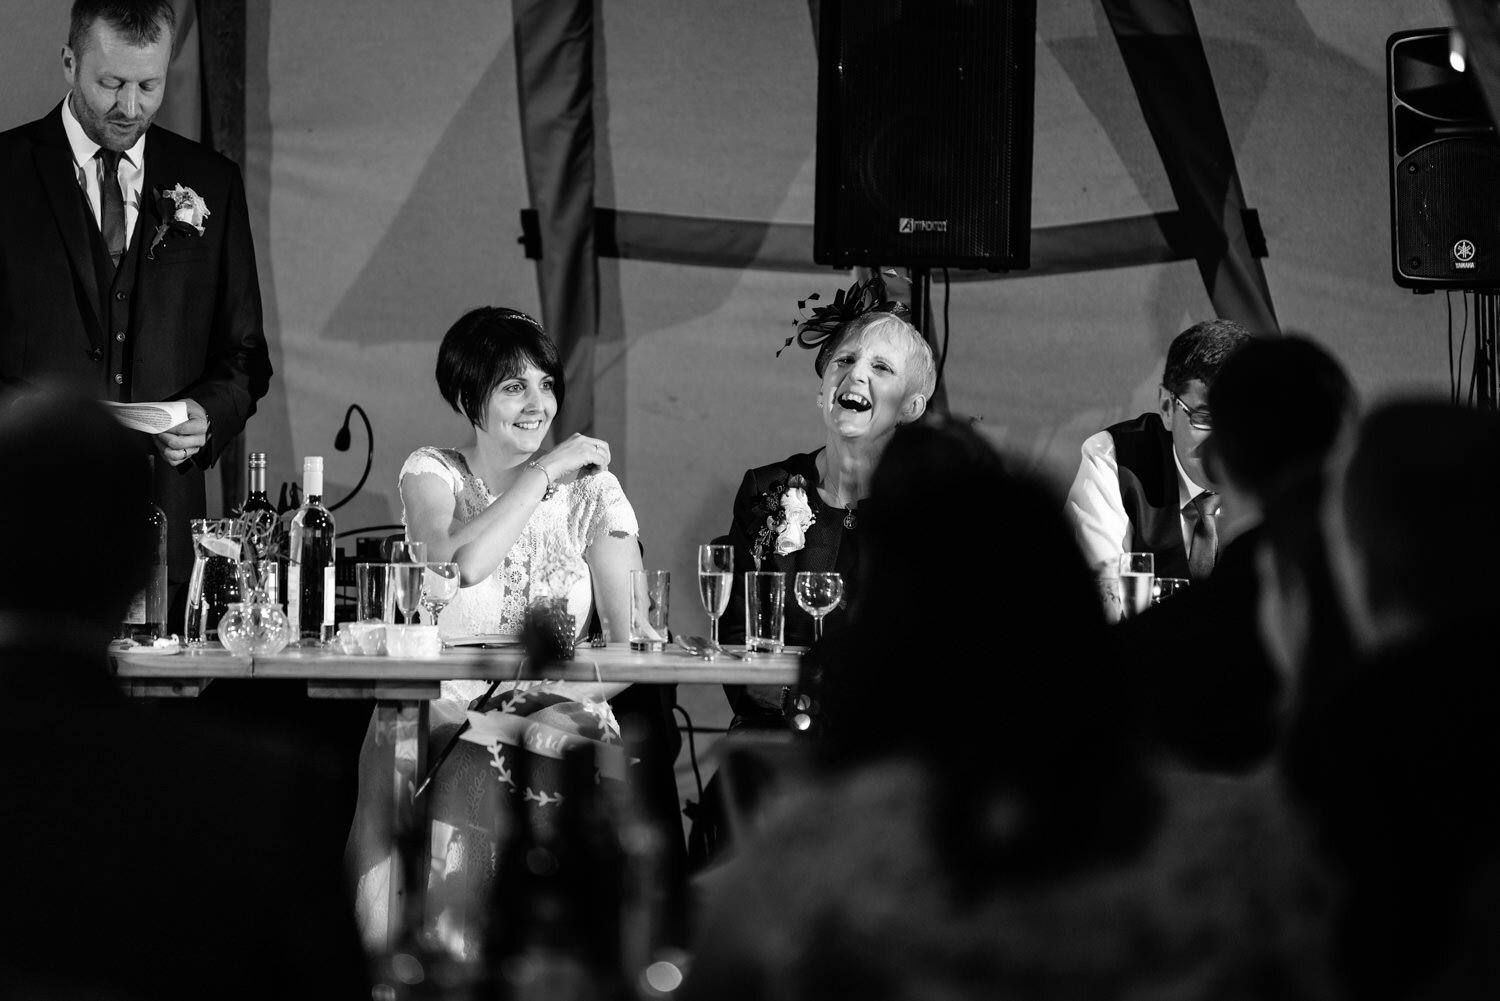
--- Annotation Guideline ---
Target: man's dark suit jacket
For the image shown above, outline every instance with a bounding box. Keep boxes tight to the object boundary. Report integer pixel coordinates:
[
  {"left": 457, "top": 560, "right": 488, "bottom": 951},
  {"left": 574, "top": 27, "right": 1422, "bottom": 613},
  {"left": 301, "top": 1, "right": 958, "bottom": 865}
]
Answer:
[{"left": 0, "top": 104, "right": 272, "bottom": 612}]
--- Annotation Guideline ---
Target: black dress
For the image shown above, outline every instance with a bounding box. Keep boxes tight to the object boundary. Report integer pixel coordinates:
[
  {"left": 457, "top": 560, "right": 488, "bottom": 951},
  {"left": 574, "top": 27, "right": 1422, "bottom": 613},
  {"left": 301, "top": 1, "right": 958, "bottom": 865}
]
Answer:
[{"left": 718, "top": 449, "right": 860, "bottom": 724}]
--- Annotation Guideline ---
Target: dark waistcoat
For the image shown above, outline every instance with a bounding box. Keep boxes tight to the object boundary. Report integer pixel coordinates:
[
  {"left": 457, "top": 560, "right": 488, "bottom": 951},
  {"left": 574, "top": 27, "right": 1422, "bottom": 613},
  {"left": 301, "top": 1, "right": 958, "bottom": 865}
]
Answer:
[{"left": 1107, "top": 413, "right": 1191, "bottom": 580}]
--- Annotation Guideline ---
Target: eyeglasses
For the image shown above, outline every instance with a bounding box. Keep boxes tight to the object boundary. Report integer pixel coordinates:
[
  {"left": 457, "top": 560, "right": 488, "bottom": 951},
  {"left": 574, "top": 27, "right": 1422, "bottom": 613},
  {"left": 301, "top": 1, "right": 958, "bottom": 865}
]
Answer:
[{"left": 1170, "top": 393, "right": 1214, "bottom": 431}]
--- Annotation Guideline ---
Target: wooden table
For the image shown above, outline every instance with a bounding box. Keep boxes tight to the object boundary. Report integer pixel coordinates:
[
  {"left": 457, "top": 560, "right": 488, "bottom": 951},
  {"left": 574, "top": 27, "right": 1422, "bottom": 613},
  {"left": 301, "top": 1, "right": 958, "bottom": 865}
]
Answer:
[{"left": 109, "top": 642, "right": 801, "bottom": 950}]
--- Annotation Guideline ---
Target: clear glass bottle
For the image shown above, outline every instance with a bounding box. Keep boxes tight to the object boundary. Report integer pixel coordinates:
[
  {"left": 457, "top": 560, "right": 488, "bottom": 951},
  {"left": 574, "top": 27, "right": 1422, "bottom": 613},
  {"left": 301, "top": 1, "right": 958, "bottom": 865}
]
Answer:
[
  {"left": 287, "top": 456, "right": 336, "bottom": 646},
  {"left": 120, "top": 455, "right": 168, "bottom": 643}
]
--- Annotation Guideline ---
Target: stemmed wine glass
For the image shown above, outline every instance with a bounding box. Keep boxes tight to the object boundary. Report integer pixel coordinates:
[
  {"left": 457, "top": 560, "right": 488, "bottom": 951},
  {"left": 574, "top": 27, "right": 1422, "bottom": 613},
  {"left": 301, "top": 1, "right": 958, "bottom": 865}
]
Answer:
[
  {"left": 697, "top": 544, "right": 733, "bottom": 659},
  {"left": 391, "top": 563, "right": 426, "bottom": 626},
  {"left": 420, "top": 561, "right": 461, "bottom": 637},
  {"left": 794, "top": 571, "right": 844, "bottom": 642}
]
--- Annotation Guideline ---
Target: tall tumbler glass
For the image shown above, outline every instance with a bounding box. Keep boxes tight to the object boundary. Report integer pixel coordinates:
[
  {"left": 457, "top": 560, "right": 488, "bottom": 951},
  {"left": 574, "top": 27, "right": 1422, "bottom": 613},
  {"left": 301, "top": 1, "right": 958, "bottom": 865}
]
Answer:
[
  {"left": 745, "top": 571, "right": 786, "bottom": 655},
  {"left": 629, "top": 570, "right": 670, "bottom": 651}
]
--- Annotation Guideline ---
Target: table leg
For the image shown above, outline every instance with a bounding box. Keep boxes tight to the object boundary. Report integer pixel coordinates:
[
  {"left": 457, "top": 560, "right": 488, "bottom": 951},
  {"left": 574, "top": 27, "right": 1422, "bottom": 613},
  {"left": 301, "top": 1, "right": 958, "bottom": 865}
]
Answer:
[{"left": 373, "top": 697, "right": 430, "bottom": 954}]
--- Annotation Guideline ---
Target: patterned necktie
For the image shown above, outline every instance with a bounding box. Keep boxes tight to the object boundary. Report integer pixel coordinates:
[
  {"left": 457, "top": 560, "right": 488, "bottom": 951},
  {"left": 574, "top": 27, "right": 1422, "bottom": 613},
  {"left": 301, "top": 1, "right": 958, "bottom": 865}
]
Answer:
[
  {"left": 1187, "top": 491, "right": 1221, "bottom": 582},
  {"left": 97, "top": 148, "right": 125, "bottom": 267}
]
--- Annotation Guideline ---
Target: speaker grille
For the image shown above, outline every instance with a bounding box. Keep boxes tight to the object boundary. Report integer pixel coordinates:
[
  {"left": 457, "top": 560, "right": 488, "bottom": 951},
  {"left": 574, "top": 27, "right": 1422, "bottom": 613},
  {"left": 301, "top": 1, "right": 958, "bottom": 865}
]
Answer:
[
  {"left": 814, "top": 1, "right": 1036, "bottom": 270},
  {"left": 1394, "top": 139, "right": 1500, "bottom": 287}
]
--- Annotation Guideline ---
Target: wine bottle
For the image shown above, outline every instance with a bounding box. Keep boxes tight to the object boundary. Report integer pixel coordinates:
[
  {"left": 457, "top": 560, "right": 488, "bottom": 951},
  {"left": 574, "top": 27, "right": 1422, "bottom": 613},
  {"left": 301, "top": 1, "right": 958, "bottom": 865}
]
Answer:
[
  {"left": 241, "top": 451, "right": 280, "bottom": 605},
  {"left": 120, "top": 455, "right": 168, "bottom": 643},
  {"left": 287, "top": 456, "right": 336, "bottom": 646},
  {"left": 242, "top": 451, "right": 275, "bottom": 516}
]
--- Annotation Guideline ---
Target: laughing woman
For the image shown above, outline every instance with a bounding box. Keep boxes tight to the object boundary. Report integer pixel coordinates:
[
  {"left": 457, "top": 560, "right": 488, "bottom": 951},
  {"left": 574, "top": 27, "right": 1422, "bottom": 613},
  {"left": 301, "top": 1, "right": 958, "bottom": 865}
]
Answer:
[{"left": 717, "top": 277, "right": 937, "bottom": 728}]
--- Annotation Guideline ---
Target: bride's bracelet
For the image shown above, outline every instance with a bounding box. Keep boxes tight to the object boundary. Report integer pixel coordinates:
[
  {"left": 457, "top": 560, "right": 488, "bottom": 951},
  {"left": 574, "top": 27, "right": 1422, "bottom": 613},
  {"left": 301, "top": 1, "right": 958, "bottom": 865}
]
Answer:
[{"left": 526, "top": 459, "right": 556, "bottom": 501}]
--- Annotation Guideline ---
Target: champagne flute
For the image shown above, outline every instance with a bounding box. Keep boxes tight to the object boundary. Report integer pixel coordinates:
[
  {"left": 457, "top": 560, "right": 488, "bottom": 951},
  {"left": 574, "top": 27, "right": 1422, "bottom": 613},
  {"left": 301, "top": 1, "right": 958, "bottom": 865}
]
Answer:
[
  {"left": 697, "top": 544, "right": 733, "bottom": 658},
  {"left": 391, "top": 562, "right": 425, "bottom": 626},
  {"left": 385, "top": 539, "right": 427, "bottom": 564},
  {"left": 1118, "top": 552, "right": 1154, "bottom": 619},
  {"left": 794, "top": 571, "right": 844, "bottom": 642},
  {"left": 420, "top": 561, "right": 461, "bottom": 636}
]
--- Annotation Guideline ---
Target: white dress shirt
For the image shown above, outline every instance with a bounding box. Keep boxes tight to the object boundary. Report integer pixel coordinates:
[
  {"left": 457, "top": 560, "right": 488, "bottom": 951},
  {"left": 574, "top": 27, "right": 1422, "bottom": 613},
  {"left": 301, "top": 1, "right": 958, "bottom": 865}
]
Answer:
[
  {"left": 1064, "top": 427, "right": 1208, "bottom": 573},
  {"left": 61, "top": 97, "right": 146, "bottom": 250}
]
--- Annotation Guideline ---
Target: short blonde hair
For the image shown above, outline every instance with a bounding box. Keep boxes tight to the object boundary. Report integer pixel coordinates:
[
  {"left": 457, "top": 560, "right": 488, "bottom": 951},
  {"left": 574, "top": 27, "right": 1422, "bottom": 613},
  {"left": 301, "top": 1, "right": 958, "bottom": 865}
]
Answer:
[{"left": 838, "top": 312, "right": 937, "bottom": 401}]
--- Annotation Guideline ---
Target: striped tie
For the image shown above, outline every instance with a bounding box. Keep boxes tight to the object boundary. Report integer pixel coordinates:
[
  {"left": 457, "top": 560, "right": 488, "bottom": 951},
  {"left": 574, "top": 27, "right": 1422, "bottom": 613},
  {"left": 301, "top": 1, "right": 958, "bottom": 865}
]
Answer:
[
  {"left": 97, "top": 149, "right": 125, "bottom": 267},
  {"left": 1187, "top": 491, "right": 1221, "bottom": 581}
]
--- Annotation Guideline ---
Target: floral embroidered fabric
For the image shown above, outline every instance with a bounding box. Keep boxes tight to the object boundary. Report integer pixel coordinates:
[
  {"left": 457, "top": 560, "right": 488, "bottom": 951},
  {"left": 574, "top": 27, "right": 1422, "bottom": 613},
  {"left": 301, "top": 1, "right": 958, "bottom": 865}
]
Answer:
[{"left": 398, "top": 446, "right": 639, "bottom": 702}]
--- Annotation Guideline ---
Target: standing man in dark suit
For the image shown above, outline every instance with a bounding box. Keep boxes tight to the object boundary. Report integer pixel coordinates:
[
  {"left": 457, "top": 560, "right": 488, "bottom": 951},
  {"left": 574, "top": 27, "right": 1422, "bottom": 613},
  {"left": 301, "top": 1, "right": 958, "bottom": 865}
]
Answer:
[
  {"left": 1066, "top": 319, "right": 1252, "bottom": 582},
  {"left": 0, "top": 0, "right": 271, "bottom": 627}
]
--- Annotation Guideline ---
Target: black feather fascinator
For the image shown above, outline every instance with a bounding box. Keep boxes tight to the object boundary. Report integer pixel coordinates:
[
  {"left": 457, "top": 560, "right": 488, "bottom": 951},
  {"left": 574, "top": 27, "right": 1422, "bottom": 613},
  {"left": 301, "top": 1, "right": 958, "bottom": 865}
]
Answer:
[{"left": 779, "top": 271, "right": 909, "bottom": 376}]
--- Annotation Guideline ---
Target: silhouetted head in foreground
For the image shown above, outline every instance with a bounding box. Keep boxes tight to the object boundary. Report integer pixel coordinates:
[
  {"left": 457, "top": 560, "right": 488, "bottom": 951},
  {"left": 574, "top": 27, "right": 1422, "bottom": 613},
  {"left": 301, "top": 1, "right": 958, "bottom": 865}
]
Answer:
[{"left": 0, "top": 386, "right": 151, "bottom": 632}]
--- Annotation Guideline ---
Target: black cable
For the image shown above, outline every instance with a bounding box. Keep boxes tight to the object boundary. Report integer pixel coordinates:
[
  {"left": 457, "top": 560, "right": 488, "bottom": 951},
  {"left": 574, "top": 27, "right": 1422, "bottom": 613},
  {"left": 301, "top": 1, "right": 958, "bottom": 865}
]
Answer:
[
  {"left": 672, "top": 703, "right": 705, "bottom": 807},
  {"left": 1448, "top": 290, "right": 1457, "bottom": 404},
  {"left": 1457, "top": 292, "right": 1471, "bottom": 406},
  {"left": 936, "top": 267, "right": 951, "bottom": 395}
]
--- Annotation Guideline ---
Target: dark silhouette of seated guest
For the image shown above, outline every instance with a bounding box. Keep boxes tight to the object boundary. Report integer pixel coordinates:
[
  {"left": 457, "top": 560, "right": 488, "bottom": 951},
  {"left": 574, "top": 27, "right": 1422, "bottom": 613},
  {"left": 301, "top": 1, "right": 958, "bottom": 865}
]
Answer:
[
  {"left": 1112, "top": 334, "right": 1356, "bottom": 773},
  {"left": 684, "top": 417, "right": 1332, "bottom": 1001},
  {"left": 1066, "top": 318, "right": 1253, "bottom": 581},
  {"left": 1301, "top": 401, "right": 1500, "bottom": 1000},
  {"left": 0, "top": 387, "right": 369, "bottom": 1000}
]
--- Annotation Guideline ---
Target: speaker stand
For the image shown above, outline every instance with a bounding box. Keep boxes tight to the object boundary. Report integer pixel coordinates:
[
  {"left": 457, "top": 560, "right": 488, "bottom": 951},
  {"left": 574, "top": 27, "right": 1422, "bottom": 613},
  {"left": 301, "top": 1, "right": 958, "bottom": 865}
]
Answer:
[
  {"left": 1475, "top": 291, "right": 1499, "bottom": 411},
  {"left": 907, "top": 267, "right": 949, "bottom": 415}
]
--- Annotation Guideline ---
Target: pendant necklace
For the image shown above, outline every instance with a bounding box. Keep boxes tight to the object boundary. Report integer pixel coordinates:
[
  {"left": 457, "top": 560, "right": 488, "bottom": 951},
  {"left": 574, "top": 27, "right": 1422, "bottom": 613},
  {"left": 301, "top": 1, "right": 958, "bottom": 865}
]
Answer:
[{"left": 843, "top": 505, "right": 857, "bottom": 530}]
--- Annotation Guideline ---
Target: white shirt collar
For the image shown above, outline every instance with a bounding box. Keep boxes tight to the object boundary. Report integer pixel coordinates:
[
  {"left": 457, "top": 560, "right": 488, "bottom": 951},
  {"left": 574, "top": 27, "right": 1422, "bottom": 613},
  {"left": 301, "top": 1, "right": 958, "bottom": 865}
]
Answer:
[
  {"left": 60, "top": 94, "right": 147, "bottom": 170},
  {"left": 1171, "top": 445, "right": 1209, "bottom": 511}
]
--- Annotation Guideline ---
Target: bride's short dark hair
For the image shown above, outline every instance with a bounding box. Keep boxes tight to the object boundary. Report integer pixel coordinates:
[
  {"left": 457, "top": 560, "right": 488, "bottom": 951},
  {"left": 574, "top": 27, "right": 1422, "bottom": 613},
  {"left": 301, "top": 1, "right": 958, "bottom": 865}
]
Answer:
[{"left": 436, "top": 306, "right": 564, "bottom": 429}]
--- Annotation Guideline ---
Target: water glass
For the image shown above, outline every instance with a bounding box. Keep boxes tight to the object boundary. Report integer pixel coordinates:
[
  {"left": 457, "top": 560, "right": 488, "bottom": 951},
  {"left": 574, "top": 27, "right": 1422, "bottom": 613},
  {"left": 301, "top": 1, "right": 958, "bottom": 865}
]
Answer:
[
  {"left": 186, "top": 518, "right": 243, "bottom": 647},
  {"left": 745, "top": 571, "right": 786, "bottom": 654},
  {"left": 355, "top": 562, "right": 392, "bottom": 623},
  {"left": 794, "top": 571, "right": 844, "bottom": 642},
  {"left": 629, "top": 569, "right": 670, "bottom": 651},
  {"left": 420, "top": 561, "right": 461, "bottom": 634},
  {"left": 1118, "top": 552, "right": 1155, "bottom": 619}
]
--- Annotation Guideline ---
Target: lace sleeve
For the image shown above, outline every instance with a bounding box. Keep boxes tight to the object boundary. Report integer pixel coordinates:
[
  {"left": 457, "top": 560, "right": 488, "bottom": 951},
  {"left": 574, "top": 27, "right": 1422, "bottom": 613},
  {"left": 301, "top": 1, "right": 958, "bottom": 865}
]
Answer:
[
  {"left": 568, "top": 470, "right": 639, "bottom": 549},
  {"left": 398, "top": 447, "right": 460, "bottom": 497}
]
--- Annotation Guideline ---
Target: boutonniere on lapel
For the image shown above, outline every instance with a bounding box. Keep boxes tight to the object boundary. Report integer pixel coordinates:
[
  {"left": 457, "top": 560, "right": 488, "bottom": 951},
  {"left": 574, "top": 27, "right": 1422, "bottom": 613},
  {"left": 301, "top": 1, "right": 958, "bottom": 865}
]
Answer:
[
  {"left": 751, "top": 474, "right": 816, "bottom": 568},
  {"left": 147, "top": 184, "right": 210, "bottom": 260}
]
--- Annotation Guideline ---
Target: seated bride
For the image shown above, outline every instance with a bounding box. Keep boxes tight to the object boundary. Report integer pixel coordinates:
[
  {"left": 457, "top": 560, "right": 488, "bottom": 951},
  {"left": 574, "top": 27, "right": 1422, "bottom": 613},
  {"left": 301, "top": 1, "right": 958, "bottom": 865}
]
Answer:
[{"left": 349, "top": 305, "right": 648, "bottom": 954}]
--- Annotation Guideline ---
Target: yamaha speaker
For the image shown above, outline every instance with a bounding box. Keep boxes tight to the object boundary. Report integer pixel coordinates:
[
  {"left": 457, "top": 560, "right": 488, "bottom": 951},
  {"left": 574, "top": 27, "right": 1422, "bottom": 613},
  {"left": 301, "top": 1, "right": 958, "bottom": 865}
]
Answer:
[
  {"left": 1389, "top": 28, "right": 1500, "bottom": 289},
  {"left": 813, "top": 0, "right": 1036, "bottom": 271}
]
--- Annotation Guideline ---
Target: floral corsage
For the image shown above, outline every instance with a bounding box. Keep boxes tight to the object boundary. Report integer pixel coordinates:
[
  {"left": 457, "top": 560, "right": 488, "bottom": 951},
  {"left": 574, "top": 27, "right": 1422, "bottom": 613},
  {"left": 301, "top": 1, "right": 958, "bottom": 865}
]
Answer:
[
  {"left": 148, "top": 183, "right": 210, "bottom": 259},
  {"left": 751, "top": 474, "right": 816, "bottom": 567}
]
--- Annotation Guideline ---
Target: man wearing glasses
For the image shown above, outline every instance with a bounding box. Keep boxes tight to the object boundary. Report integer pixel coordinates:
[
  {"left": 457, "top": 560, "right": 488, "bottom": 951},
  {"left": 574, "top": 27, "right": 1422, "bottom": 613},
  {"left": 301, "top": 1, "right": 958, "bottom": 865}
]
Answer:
[{"left": 1066, "top": 319, "right": 1253, "bottom": 581}]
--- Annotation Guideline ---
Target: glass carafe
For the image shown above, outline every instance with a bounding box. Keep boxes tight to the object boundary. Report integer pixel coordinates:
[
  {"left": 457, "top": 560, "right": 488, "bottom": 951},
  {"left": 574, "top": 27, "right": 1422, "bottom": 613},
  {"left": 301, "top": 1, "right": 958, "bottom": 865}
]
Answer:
[{"left": 185, "top": 518, "right": 244, "bottom": 648}]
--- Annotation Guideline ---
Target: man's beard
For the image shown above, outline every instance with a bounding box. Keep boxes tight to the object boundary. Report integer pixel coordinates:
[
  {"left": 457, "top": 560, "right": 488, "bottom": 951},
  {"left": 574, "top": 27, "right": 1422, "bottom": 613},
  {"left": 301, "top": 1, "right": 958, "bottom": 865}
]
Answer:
[{"left": 70, "top": 91, "right": 152, "bottom": 151}]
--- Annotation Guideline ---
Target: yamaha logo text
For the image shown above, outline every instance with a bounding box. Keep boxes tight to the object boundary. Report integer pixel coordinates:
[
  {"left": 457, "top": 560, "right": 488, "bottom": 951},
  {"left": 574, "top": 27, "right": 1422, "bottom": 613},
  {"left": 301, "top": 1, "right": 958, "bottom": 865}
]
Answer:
[
  {"left": 1453, "top": 238, "right": 1477, "bottom": 270},
  {"left": 898, "top": 217, "right": 948, "bottom": 234}
]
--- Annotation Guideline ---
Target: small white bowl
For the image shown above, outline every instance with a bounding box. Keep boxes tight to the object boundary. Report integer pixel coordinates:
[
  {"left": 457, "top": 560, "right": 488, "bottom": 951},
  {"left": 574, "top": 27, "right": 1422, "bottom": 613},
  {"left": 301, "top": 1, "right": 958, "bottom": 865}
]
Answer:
[{"left": 386, "top": 624, "right": 440, "bottom": 659}]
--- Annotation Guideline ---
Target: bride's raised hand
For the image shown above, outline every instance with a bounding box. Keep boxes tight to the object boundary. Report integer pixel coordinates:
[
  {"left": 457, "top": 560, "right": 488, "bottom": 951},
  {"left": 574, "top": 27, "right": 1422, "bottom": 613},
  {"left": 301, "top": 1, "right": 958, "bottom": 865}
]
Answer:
[{"left": 534, "top": 433, "right": 612, "bottom": 482}]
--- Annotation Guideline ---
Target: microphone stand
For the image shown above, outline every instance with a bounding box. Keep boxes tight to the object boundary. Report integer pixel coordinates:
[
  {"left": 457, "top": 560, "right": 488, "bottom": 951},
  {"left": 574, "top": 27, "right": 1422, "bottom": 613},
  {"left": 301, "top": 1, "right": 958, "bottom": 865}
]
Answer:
[{"left": 328, "top": 403, "right": 372, "bottom": 512}]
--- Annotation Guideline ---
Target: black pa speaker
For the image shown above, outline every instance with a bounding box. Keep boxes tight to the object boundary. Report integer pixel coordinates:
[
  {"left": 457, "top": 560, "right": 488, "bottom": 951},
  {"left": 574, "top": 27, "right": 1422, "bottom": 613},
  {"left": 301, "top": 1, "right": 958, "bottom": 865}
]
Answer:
[
  {"left": 1389, "top": 28, "right": 1500, "bottom": 289},
  {"left": 813, "top": 0, "right": 1037, "bottom": 272}
]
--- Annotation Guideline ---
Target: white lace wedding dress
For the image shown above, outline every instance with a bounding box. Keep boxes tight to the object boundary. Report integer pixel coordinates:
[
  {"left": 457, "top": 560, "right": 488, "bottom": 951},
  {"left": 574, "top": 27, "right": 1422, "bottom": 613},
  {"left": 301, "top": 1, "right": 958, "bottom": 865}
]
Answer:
[
  {"left": 350, "top": 446, "right": 639, "bottom": 954},
  {"left": 399, "top": 445, "right": 638, "bottom": 702}
]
